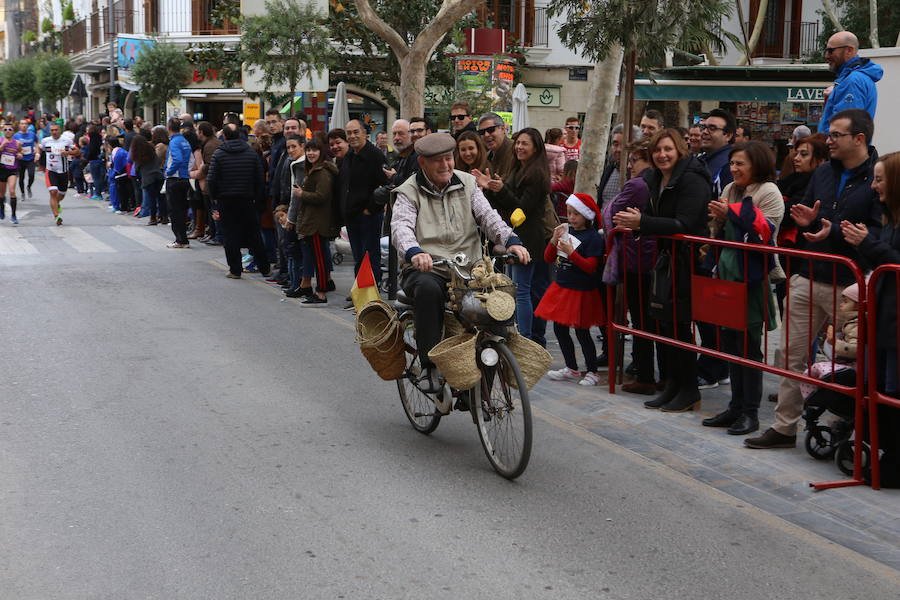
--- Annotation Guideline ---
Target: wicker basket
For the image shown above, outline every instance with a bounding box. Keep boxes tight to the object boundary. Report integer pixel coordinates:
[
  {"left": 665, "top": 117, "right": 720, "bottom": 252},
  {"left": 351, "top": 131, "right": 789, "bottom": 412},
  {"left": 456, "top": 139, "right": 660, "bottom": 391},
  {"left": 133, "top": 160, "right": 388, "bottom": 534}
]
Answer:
[
  {"left": 442, "top": 314, "right": 467, "bottom": 338},
  {"left": 360, "top": 326, "right": 407, "bottom": 380},
  {"left": 506, "top": 333, "right": 552, "bottom": 390},
  {"left": 427, "top": 333, "right": 480, "bottom": 390},
  {"left": 356, "top": 300, "right": 406, "bottom": 380},
  {"left": 355, "top": 300, "right": 398, "bottom": 347}
]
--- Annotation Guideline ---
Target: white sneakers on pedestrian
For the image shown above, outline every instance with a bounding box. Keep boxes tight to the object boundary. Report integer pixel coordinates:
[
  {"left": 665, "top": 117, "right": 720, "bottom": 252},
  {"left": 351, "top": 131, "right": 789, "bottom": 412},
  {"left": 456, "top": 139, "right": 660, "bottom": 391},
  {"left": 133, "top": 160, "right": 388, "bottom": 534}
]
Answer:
[
  {"left": 578, "top": 372, "right": 602, "bottom": 387},
  {"left": 547, "top": 367, "right": 581, "bottom": 382}
]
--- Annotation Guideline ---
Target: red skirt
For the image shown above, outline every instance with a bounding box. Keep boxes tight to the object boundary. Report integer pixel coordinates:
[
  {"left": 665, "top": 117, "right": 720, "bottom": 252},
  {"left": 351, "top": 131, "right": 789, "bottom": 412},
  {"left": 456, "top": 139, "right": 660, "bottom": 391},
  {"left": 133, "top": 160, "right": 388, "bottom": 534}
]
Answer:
[{"left": 535, "top": 282, "right": 607, "bottom": 330}]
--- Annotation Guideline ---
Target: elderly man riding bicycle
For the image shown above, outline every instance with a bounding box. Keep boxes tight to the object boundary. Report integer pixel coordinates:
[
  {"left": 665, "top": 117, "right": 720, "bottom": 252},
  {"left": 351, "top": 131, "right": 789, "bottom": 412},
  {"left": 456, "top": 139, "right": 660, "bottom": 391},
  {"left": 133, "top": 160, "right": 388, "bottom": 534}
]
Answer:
[{"left": 390, "top": 133, "right": 531, "bottom": 392}]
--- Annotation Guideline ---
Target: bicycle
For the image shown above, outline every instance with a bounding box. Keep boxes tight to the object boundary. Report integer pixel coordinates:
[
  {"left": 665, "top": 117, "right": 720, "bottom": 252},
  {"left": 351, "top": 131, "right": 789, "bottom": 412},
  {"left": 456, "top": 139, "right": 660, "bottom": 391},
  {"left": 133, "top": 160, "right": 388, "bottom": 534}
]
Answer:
[{"left": 394, "top": 253, "right": 533, "bottom": 479}]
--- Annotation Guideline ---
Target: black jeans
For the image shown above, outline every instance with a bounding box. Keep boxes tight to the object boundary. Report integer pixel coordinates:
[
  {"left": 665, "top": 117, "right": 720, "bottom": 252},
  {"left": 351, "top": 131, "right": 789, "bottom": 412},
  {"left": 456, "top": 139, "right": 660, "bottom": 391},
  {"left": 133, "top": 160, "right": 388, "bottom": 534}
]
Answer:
[
  {"left": 554, "top": 322, "right": 597, "bottom": 372},
  {"left": 659, "top": 320, "right": 697, "bottom": 392},
  {"left": 625, "top": 273, "right": 656, "bottom": 384},
  {"left": 347, "top": 211, "right": 384, "bottom": 284},
  {"left": 402, "top": 269, "right": 446, "bottom": 367},
  {"left": 17, "top": 159, "right": 34, "bottom": 193},
  {"left": 721, "top": 327, "right": 763, "bottom": 418},
  {"left": 165, "top": 178, "right": 191, "bottom": 244},
  {"left": 220, "top": 199, "right": 269, "bottom": 276}
]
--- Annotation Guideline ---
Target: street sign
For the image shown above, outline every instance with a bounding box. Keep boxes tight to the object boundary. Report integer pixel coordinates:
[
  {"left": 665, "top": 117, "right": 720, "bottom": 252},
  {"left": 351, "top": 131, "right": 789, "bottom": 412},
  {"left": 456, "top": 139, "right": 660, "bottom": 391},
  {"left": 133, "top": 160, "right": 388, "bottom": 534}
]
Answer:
[
  {"left": 524, "top": 85, "right": 561, "bottom": 108},
  {"left": 244, "top": 102, "right": 260, "bottom": 125}
]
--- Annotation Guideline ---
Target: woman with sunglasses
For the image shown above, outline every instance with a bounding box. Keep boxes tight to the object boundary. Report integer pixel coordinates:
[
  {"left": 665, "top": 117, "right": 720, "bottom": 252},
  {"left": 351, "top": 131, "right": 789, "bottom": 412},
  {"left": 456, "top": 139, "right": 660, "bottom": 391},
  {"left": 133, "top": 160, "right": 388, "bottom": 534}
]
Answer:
[{"left": 0, "top": 123, "right": 23, "bottom": 224}]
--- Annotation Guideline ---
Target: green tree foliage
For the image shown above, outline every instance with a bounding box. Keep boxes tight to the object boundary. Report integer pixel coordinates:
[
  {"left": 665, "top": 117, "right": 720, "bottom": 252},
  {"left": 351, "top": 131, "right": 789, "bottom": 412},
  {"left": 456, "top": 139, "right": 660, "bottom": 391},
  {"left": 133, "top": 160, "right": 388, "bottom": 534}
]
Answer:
[
  {"left": 816, "top": 0, "right": 900, "bottom": 56},
  {"left": 35, "top": 55, "right": 75, "bottom": 105},
  {"left": 241, "top": 0, "right": 334, "bottom": 102},
  {"left": 327, "top": 0, "right": 477, "bottom": 110},
  {"left": 3, "top": 57, "right": 38, "bottom": 105},
  {"left": 131, "top": 41, "right": 192, "bottom": 106},
  {"left": 548, "top": 0, "right": 739, "bottom": 69},
  {"left": 186, "top": 42, "right": 242, "bottom": 88}
]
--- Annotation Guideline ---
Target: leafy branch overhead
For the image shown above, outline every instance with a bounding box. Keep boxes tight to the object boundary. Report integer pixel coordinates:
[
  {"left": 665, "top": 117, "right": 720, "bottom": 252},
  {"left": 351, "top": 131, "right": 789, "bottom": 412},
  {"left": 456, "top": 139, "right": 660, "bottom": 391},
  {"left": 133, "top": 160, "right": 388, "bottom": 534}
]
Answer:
[
  {"left": 35, "top": 55, "right": 74, "bottom": 104},
  {"left": 131, "top": 41, "right": 193, "bottom": 106},
  {"left": 241, "top": 0, "right": 334, "bottom": 100},
  {"left": 548, "top": 0, "right": 739, "bottom": 70}
]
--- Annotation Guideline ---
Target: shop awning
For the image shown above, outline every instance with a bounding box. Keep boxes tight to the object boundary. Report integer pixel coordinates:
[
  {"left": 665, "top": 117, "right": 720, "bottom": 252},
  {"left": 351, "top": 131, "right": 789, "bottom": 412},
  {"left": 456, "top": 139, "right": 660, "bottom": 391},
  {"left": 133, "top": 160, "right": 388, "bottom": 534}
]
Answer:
[
  {"left": 635, "top": 80, "right": 830, "bottom": 103},
  {"left": 635, "top": 64, "right": 834, "bottom": 103}
]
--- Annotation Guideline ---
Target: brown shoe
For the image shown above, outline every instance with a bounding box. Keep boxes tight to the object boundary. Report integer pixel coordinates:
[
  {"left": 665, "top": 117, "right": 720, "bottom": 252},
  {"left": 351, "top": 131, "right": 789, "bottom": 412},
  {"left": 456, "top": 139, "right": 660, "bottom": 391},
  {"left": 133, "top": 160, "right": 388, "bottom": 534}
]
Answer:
[
  {"left": 744, "top": 428, "right": 796, "bottom": 449},
  {"left": 621, "top": 382, "right": 657, "bottom": 395}
]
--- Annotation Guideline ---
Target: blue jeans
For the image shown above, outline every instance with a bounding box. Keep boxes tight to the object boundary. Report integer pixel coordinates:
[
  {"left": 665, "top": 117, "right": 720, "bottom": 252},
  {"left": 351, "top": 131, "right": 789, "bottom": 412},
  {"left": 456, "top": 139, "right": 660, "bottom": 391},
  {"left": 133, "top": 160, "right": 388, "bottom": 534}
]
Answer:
[
  {"left": 142, "top": 185, "right": 165, "bottom": 217},
  {"left": 89, "top": 159, "right": 106, "bottom": 197},
  {"left": 347, "top": 211, "right": 384, "bottom": 284},
  {"left": 510, "top": 259, "right": 549, "bottom": 345}
]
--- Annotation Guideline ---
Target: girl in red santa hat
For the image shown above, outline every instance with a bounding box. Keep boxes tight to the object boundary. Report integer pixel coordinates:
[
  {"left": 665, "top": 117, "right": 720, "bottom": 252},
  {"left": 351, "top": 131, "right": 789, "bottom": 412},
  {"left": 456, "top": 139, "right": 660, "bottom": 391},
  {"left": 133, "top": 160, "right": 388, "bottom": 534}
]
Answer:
[{"left": 535, "top": 193, "right": 607, "bottom": 386}]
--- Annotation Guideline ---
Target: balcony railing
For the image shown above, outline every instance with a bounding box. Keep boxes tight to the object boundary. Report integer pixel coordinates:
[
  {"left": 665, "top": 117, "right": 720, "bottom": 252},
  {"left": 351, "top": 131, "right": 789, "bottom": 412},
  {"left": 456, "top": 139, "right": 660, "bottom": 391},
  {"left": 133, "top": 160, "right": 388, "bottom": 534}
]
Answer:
[
  {"left": 530, "top": 7, "right": 548, "bottom": 47},
  {"left": 745, "top": 20, "right": 820, "bottom": 60},
  {"left": 62, "top": 19, "right": 87, "bottom": 55}
]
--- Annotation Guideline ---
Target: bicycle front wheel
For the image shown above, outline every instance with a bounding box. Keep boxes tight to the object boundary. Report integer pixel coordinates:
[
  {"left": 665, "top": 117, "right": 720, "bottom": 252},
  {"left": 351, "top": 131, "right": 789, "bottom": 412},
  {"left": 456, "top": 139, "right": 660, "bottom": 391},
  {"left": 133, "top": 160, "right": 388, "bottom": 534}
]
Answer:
[
  {"left": 473, "top": 341, "right": 532, "bottom": 479},
  {"left": 396, "top": 312, "right": 441, "bottom": 434}
]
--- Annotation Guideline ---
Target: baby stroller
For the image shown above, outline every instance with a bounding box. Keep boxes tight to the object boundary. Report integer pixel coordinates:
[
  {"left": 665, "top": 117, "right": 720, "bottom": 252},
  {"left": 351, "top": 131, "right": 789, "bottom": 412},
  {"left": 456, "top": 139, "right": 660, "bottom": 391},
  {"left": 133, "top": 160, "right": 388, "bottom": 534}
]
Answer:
[{"left": 802, "top": 367, "right": 871, "bottom": 476}]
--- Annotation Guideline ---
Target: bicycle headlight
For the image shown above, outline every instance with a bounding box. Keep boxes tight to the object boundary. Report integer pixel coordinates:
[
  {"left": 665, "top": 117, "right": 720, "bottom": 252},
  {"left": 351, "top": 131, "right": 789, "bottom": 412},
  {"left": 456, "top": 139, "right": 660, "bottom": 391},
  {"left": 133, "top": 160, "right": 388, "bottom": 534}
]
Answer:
[{"left": 480, "top": 347, "right": 499, "bottom": 366}]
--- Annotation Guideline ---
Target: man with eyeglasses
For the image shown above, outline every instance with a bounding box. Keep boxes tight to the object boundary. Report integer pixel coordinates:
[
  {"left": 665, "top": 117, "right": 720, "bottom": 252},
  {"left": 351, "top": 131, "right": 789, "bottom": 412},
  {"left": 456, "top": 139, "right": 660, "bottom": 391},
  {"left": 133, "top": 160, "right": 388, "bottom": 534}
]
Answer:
[
  {"left": 747, "top": 108, "right": 882, "bottom": 450},
  {"left": 561, "top": 116, "right": 581, "bottom": 161},
  {"left": 477, "top": 112, "right": 513, "bottom": 176},
  {"left": 449, "top": 101, "right": 476, "bottom": 138},
  {"left": 408, "top": 116, "right": 433, "bottom": 145},
  {"left": 818, "top": 31, "right": 882, "bottom": 134},
  {"left": 696, "top": 108, "right": 737, "bottom": 390}
]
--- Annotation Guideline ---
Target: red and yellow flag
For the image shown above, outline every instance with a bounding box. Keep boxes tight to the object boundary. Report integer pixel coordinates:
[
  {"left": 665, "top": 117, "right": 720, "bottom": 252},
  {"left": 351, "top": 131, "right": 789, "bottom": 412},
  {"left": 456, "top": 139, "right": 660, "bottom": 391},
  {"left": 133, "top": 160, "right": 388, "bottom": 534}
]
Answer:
[{"left": 350, "top": 252, "right": 380, "bottom": 311}]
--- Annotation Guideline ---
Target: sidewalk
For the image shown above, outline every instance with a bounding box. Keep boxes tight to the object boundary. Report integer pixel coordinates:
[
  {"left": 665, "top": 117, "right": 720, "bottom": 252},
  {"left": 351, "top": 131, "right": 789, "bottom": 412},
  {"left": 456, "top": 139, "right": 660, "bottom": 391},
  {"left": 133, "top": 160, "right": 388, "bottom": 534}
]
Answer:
[{"left": 535, "top": 334, "right": 900, "bottom": 571}]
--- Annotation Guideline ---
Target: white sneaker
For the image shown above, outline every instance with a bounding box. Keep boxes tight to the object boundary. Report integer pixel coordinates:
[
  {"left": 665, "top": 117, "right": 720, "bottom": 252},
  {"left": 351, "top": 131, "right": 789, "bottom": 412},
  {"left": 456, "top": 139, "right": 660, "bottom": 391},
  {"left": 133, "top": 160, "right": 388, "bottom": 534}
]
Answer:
[
  {"left": 718, "top": 377, "right": 731, "bottom": 385},
  {"left": 547, "top": 367, "right": 581, "bottom": 382},
  {"left": 578, "top": 371, "right": 601, "bottom": 386}
]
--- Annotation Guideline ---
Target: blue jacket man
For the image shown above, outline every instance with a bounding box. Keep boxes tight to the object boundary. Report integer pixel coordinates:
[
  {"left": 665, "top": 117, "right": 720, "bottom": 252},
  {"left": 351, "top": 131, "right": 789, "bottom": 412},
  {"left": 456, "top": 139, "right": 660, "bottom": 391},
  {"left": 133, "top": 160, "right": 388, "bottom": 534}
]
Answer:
[
  {"left": 163, "top": 118, "right": 194, "bottom": 247},
  {"left": 165, "top": 130, "right": 192, "bottom": 179},
  {"left": 818, "top": 32, "right": 882, "bottom": 133}
]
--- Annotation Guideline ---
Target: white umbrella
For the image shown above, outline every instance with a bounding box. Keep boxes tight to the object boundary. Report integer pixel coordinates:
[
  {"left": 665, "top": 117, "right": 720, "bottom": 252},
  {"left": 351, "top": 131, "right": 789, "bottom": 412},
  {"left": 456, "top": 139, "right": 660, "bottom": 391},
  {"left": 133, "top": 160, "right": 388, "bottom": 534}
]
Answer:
[
  {"left": 329, "top": 81, "right": 350, "bottom": 131},
  {"left": 511, "top": 83, "right": 529, "bottom": 133}
]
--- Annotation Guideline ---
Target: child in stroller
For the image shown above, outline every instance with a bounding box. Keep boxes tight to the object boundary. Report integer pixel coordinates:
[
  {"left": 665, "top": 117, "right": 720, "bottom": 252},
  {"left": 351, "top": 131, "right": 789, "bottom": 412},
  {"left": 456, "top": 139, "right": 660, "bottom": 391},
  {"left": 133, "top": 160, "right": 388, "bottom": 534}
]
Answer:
[{"left": 801, "top": 283, "right": 866, "bottom": 474}]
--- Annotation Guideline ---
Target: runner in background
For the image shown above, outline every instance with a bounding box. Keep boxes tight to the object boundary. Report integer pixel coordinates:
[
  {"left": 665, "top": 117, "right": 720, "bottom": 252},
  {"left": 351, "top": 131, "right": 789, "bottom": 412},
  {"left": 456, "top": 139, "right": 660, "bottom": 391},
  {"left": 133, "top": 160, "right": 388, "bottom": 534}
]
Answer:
[
  {"left": 0, "top": 123, "right": 23, "bottom": 224},
  {"left": 14, "top": 119, "right": 37, "bottom": 199}
]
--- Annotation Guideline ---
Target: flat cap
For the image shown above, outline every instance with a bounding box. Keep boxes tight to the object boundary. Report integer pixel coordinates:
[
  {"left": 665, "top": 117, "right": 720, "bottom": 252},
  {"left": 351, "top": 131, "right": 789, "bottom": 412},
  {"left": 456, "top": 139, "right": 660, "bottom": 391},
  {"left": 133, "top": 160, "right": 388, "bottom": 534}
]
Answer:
[
  {"left": 414, "top": 132, "right": 456, "bottom": 157},
  {"left": 788, "top": 125, "right": 811, "bottom": 146}
]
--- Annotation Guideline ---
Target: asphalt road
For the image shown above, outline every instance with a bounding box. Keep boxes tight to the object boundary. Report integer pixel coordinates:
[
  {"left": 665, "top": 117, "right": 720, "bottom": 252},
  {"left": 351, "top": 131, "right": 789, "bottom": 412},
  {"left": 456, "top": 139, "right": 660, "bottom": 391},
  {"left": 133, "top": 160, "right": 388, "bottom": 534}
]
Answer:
[{"left": 1, "top": 185, "right": 898, "bottom": 599}]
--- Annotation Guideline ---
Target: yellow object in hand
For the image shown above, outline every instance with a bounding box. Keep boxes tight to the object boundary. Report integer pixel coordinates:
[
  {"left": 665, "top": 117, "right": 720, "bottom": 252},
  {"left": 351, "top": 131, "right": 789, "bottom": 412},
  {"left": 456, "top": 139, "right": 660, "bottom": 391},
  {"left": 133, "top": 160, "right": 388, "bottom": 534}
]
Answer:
[{"left": 510, "top": 208, "right": 526, "bottom": 228}]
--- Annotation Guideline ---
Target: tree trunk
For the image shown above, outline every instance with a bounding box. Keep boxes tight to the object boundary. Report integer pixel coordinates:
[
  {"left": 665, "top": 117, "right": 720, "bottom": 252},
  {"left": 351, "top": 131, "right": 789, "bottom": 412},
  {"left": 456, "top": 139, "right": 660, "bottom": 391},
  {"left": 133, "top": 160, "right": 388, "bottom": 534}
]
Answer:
[
  {"left": 574, "top": 44, "right": 624, "bottom": 196},
  {"left": 353, "top": 0, "right": 482, "bottom": 118},
  {"left": 869, "top": 0, "right": 880, "bottom": 47},
  {"left": 821, "top": 0, "right": 844, "bottom": 31},
  {"left": 737, "top": 0, "right": 769, "bottom": 65},
  {"left": 399, "top": 54, "right": 427, "bottom": 119}
]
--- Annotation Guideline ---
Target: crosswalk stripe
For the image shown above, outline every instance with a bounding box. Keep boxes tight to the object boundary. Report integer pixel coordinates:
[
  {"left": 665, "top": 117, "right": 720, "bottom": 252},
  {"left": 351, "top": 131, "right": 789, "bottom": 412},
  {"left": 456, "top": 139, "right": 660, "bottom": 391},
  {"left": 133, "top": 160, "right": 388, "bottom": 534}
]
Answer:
[
  {"left": 111, "top": 225, "right": 168, "bottom": 250},
  {"left": 0, "top": 228, "right": 38, "bottom": 255},
  {"left": 50, "top": 226, "right": 115, "bottom": 253}
]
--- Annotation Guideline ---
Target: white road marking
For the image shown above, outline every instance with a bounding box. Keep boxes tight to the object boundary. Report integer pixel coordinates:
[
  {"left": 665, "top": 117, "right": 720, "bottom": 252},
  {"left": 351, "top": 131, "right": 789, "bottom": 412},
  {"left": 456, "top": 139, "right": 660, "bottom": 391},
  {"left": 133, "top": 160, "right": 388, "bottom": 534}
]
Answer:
[
  {"left": 0, "top": 227, "right": 38, "bottom": 255},
  {"left": 111, "top": 225, "right": 169, "bottom": 251},
  {"left": 50, "top": 226, "right": 115, "bottom": 253}
]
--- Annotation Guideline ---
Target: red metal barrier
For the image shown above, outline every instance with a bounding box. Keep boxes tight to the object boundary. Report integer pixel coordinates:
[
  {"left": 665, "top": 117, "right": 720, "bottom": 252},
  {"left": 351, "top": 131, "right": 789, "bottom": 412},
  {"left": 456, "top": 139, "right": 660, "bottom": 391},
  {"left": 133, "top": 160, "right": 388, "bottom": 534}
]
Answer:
[
  {"left": 866, "top": 265, "right": 900, "bottom": 490},
  {"left": 604, "top": 229, "right": 869, "bottom": 490}
]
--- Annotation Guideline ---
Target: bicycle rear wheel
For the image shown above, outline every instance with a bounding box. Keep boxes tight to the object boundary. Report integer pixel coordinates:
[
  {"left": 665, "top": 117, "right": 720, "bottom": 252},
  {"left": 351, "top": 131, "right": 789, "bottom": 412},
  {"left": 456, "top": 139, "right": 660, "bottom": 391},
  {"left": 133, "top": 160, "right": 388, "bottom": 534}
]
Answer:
[
  {"left": 473, "top": 341, "right": 532, "bottom": 479},
  {"left": 396, "top": 313, "right": 441, "bottom": 434}
]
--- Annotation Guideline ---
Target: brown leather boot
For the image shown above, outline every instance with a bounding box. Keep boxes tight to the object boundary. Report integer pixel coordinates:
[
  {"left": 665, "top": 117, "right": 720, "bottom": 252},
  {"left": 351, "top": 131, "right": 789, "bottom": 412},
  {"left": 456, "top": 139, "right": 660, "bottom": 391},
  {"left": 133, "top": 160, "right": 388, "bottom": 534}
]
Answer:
[{"left": 188, "top": 209, "right": 206, "bottom": 239}]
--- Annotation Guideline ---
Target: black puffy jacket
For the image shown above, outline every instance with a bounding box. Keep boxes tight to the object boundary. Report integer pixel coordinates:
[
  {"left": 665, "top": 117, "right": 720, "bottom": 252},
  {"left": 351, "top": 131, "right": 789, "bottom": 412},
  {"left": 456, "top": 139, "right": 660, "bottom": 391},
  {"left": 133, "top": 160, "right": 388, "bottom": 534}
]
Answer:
[
  {"left": 858, "top": 224, "right": 900, "bottom": 349},
  {"left": 795, "top": 150, "right": 882, "bottom": 285},
  {"left": 206, "top": 139, "right": 264, "bottom": 206}
]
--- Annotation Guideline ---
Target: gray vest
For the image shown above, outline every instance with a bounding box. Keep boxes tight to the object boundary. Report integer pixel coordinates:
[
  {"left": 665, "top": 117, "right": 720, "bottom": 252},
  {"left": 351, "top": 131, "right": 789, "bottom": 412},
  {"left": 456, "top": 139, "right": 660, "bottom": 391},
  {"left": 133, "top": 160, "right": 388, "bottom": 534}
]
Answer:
[{"left": 394, "top": 170, "right": 482, "bottom": 276}]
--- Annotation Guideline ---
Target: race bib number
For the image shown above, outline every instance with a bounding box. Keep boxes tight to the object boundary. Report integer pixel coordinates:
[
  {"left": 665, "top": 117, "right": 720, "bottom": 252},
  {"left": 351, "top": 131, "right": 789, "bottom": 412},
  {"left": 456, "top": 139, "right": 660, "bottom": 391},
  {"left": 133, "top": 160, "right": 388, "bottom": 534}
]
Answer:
[
  {"left": 21, "top": 145, "right": 32, "bottom": 155},
  {"left": 1, "top": 154, "right": 14, "bottom": 166},
  {"left": 47, "top": 153, "right": 61, "bottom": 169}
]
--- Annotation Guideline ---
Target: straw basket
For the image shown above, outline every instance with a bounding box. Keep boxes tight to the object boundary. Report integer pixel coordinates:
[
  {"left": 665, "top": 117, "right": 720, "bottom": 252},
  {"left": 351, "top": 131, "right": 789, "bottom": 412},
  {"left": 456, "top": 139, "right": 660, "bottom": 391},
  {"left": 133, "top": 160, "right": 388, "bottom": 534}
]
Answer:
[
  {"left": 427, "top": 333, "right": 479, "bottom": 390},
  {"left": 355, "top": 300, "right": 406, "bottom": 380},
  {"left": 442, "top": 314, "right": 467, "bottom": 338},
  {"left": 506, "top": 333, "right": 552, "bottom": 390}
]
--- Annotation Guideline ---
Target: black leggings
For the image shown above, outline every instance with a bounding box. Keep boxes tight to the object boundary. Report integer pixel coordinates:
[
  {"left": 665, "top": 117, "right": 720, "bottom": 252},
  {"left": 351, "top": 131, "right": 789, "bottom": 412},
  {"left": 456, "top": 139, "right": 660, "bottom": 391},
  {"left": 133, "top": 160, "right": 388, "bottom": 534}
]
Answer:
[
  {"left": 554, "top": 322, "right": 598, "bottom": 372},
  {"left": 17, "top": 160, "right": 34, "bottom": 193}
]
